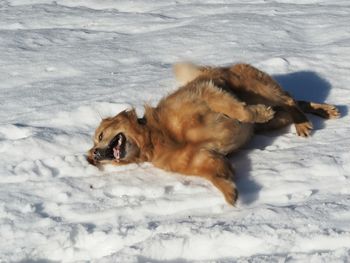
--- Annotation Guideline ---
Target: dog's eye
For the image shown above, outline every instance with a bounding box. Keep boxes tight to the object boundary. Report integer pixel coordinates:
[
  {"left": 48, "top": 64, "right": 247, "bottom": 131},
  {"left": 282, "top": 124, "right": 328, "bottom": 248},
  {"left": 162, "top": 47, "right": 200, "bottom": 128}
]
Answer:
[{"left": 98, "top": 133, "right": 103, "bottom": 141}]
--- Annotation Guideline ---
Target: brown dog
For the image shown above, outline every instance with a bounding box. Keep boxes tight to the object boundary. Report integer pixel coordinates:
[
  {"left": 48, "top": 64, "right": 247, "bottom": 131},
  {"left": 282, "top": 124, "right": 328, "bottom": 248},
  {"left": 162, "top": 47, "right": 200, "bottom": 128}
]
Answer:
[{"left": 87, "top": 63, "right": 339, "bottom": 205}]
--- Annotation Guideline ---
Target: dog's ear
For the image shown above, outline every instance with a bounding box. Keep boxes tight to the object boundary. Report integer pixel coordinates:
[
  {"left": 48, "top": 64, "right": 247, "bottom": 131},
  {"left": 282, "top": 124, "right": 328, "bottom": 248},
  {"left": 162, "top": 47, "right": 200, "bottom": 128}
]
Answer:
[
  {"left": 173, "top": 62, "right": 204, "bottom": 85},
  {"left": 123, "top": 108, "right": 138, "bottom": 120}
]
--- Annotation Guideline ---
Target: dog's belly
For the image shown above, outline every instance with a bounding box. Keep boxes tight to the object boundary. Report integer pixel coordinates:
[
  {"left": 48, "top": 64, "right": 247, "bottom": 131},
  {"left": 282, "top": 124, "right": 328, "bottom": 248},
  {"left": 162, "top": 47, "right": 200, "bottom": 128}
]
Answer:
[{"left": 155, "top": 100, "right": 253, "bottom": 154}]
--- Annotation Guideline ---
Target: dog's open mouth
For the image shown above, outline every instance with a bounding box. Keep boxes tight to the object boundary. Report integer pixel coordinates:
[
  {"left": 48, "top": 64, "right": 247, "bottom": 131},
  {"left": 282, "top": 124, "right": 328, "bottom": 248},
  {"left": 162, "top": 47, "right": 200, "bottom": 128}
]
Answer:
[
  {"left": 88, "top": 131, "right": 140, "bottom": 165},
  {"left": 110, "top": 133, "right": 126, "bottom": 161}
]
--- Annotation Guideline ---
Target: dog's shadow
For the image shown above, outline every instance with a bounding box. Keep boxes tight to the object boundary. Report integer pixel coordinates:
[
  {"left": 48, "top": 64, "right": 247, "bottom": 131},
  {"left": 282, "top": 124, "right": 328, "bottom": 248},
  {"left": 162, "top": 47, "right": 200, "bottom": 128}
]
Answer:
[{"left": 231, "top": 70, "right": 348, "bottom": 205}]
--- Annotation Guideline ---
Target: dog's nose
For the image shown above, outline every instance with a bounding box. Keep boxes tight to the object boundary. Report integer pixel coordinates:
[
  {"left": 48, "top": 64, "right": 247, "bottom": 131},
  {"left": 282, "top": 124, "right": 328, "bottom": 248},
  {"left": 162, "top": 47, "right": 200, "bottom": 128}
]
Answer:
[{"left": 93, "top": 148, "right": 102, "bottom": 160}]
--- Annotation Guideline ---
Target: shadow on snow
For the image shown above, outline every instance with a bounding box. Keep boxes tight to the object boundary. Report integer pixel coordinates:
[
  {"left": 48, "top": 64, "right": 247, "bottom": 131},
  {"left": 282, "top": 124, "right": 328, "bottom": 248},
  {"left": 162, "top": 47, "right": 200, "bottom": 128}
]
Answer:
[{"left": 232, "top": 70, "right": 347, "bottom": 205}]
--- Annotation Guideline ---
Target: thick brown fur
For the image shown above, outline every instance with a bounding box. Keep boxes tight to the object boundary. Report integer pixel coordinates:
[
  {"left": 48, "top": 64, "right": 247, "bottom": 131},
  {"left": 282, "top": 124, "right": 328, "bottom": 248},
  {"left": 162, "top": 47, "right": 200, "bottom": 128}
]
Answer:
[
  {"left": 174, "top": 62, "right": 340, "bottom": 136},
  {"left": 88, "top": 62, "right": 340, "bottom": 205}
]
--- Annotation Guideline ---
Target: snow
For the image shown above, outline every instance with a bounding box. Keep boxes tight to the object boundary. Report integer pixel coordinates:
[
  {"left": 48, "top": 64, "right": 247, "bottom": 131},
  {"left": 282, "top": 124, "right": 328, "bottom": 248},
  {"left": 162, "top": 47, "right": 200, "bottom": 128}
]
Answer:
[{"left": 0, "top": 0, "right": 350, "bottom": 262}]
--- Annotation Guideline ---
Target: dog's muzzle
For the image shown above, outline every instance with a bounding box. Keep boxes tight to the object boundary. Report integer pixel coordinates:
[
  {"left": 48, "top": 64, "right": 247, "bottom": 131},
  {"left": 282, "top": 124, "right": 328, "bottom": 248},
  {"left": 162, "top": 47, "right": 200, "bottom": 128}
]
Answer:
[
  {"left": 92, "top": 133, "right": 126, "bottom": 162},
  {"left": 92, "top": 147, "right": 114, "bottom": 161}
]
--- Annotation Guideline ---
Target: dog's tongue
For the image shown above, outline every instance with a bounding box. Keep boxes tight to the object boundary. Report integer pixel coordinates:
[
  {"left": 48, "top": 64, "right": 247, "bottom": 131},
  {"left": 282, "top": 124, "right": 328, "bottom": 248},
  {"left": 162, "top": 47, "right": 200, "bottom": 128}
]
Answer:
[
  {"left": 113, "top": 147, "right": 120, "bottom": 160},
  {"left": 113, "top": 134, "right": 123, "bottom": 161}
]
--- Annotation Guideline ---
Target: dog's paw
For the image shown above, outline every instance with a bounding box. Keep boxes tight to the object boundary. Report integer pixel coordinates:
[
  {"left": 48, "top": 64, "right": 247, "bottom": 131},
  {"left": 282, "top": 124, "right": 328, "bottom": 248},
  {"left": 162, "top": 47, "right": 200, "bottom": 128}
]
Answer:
[
  {"left": 213, "top": 176, "right": 238, "bottom": 206},
  {"left": 250, "top": 104, "right": 275, "bottom": 123},
  {"left": 317, "top": 104, "right": 340, "bottom": 119},
  {"left": 226, "top": 186, "right": 238, "bottom": 206},
  {"left": 295, "top": 121, "right": 313, "bottom": 137},
  {"left": 262, "top": 106, "right": 276, "bottom": 122},
  {"left": 223, "top": 181, "right": 238, "bottom": 206}
]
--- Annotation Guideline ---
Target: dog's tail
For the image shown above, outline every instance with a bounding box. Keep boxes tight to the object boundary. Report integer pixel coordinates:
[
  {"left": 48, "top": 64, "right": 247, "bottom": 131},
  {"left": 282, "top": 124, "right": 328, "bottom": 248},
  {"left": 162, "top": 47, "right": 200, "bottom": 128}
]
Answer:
[{"left": 173, "top": 62, "right": 205, "bottom": 85}]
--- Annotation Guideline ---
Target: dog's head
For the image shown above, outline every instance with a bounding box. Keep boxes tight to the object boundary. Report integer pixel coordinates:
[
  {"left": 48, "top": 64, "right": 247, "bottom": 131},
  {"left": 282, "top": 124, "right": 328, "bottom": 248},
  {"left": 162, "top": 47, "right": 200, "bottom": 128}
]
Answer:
[{"left": 87, "top": 109, "right": 150, "bottom": 166}]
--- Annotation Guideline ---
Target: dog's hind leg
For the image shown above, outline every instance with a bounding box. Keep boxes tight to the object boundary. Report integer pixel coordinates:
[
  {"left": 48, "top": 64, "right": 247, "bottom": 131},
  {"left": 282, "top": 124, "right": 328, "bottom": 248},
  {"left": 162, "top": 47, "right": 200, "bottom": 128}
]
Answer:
[
  {"left": 283, "top": 104, "right": 313, "bottom": 137},
  {"left": 255, "top": 102, "right": 340, "bottom": 133},
  {"left": 230, "top": 64, "right": 313, "bottom": 136},
  {"left": 297, "top": 101, "right": 340, "bottom": 119},
  {"left": 255, "top": 108, "right": 293, "bottom": 133}
]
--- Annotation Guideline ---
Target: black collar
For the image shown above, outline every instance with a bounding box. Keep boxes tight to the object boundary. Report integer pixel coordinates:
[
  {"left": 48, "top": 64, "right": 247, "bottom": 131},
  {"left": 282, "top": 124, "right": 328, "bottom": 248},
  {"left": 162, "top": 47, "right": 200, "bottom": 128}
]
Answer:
[{"left": 137, "top": 116, "right": 147, "bottom": 125}]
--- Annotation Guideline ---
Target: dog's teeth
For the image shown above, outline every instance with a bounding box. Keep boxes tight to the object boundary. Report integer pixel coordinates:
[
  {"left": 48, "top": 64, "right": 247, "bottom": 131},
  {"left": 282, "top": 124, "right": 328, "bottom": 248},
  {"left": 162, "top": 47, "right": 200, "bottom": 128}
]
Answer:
[
  {"left": 113, "top": 147, "right": 120, "bottom": 160},
  {"left": 118, "top": 137, "right": 122, "bottom": 146}
]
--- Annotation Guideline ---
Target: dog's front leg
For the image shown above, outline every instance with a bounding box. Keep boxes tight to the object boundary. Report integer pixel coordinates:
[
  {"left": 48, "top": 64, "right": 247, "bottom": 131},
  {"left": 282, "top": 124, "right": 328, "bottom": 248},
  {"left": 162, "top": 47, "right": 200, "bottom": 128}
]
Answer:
[
  {"left": 153, "top": 145, "right": 238, "bottom": 205},
  {"left": 196, "top": 151, "right": 238, "bottom": 206}
]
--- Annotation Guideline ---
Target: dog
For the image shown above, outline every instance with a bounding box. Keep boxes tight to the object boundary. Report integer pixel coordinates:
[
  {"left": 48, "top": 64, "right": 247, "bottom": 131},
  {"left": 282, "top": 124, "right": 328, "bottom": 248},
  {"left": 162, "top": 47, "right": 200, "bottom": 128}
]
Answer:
[{"left": 87, "top": 63, "right": 340, "bottom": 205}]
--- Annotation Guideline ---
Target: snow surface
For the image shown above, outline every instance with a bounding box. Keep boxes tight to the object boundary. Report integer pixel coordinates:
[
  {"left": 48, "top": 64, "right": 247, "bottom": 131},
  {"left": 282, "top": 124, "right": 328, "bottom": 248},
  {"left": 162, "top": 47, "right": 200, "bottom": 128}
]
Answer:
[{"left": 0, "top": 0, "right": 350, "bottom": 262}]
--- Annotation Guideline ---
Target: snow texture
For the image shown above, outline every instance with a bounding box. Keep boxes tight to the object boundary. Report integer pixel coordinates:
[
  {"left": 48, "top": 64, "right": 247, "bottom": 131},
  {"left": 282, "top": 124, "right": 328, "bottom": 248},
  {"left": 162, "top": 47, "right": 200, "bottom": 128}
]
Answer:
[{"left": 0, "top": 0, "right": 350, "bottom": 262}]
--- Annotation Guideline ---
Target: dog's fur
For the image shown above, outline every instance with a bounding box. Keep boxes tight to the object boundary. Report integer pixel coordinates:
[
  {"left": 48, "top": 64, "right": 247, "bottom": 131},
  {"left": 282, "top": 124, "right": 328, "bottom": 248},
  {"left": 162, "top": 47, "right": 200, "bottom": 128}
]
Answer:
[{"left": 88, "top": 63, "right": 340, "bottom": 205}]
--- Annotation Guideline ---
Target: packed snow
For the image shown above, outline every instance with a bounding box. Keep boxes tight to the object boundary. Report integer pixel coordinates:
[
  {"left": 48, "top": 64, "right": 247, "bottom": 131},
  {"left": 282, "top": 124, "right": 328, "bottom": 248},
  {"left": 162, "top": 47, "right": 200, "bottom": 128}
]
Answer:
[{"left": 0, "top": 0, "right": 350, "bottom": 262}]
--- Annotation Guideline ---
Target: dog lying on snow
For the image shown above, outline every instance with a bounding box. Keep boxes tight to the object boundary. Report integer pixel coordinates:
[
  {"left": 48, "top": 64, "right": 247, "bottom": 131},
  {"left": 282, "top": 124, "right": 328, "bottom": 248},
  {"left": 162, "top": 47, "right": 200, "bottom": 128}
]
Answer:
[{"left": 87, "top": 63, "right": 339, "bottom": 205}]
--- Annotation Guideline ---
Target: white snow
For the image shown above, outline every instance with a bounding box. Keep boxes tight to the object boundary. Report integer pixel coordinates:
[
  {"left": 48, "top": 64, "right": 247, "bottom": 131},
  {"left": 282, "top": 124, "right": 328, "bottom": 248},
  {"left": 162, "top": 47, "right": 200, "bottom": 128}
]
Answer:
[{"left": 1, "top": 0, "right": 350, "bottom": 262}]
